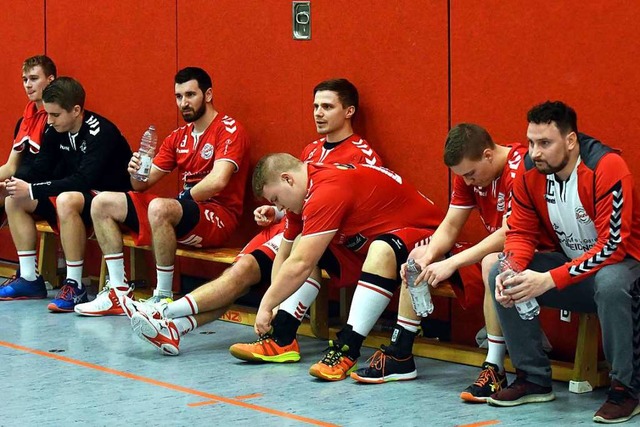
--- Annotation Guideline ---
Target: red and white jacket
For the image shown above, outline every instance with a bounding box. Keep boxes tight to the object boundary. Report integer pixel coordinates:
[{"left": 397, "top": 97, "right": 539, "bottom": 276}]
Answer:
[{"left": 504, "top": 133, "right": 640, "bottom": 289}]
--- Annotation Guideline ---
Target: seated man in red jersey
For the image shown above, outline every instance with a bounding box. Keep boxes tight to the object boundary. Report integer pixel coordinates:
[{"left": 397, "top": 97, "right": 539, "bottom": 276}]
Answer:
[
  {"left": 250, "top": 154, "right": 445, "bottom": 381},
  {"left": 1, "top": 77, "right": 133, "bottom": 309},
  {"left": 351, "top": 124, "right": 527, "bottom": 401},
  {"left": 121, "top": 78, "right": 383, "bottom": 356},
  {"left": 487, "top": 101, "right": 640, "bottom": 424},
  {"left": 0, "top": 55, "right": 57, "bottom": 226},
  {"left": 74, "top": 67, "right": 251, "bottom": 317}
]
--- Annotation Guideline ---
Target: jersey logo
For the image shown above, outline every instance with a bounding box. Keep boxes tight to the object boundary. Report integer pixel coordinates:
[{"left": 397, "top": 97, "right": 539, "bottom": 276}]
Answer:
[
  {"left": 86, "top": 115, "right": 100, "bottom": 136},
  {"left": 575, "top": 207, "right": 592, "bottom": 225},
  {"left": 496, "top": 192, "right": 505, "bottom": 212},
  {"left": 80, "top": 141, "right": 87, "bottom": 153},
  {"left": 222, "top": 116, "right": 237, "bottom": 134},
  {"left": 344, "top": 233, "right": 368, "bottom": 251},
  {"left": 201, "top": 143, "right": 214, "bottom": 160},
  {"left": 352, "top": 139, "right": 377, "bottom": 165},
  {"left": 545, "top": 178, "right": 556, "bottom": 204}
]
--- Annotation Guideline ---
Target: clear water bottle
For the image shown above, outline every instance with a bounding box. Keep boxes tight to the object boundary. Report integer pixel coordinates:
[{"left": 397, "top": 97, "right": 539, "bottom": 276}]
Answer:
[
  {"left": 497, "top": 252, "right": 540, "bottom": 320},
  {"left": 131, "top": 125, "right": 158, "bottom": 182},
  {"left": 406, "top": 258, "right": 434, "bottom": 317}
]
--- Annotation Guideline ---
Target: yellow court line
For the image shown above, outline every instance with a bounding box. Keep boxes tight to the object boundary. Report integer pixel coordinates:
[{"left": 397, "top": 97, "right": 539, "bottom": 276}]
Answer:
[{"left": 0, "top": 340, "right": 338, "bottom": 427}]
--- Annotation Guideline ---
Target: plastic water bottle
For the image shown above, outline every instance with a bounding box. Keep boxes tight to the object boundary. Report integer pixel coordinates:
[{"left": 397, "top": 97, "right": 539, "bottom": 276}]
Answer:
[
  {"left": 497, "top": 252, "right": 540, "bottom": 320},
  {"left": 131, "top": 125, "right": 158, "bottom": 182},
  {"left": 406, "top": 258, "right": 434, "bottom": 317}
]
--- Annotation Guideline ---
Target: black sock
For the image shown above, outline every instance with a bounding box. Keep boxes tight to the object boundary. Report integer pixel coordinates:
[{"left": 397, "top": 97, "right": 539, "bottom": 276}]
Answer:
[
  {"left": 388, "top": 325, "right": 417, "bottom": 358},
  {"left": 271, "top": 310, "right": 301, "bottom": 346},
  {"left": 336, "top": 324, "right": 365, "bottom": 359}
]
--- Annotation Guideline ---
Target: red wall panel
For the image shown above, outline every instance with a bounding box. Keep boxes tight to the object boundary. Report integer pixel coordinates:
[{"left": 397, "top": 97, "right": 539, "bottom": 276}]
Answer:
[
  {"left": 45, "top": 1, "right": 178, "bottom": 196},
  {"left": 0, "top": 2, "right": 45, "bottom": 262}
]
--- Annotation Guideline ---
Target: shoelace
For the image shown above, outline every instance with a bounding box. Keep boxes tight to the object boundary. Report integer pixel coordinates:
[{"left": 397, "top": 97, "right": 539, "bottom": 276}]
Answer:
[
  {"left": 320, "top": 341, "right": 348, "bottom": 366},
  {"left": 0, "top": 275, "right": 18, "bottom": 288},
  {"left": 55, "top": 284, "right": 75, "bottom": 300},
  {"left": 251, "top": 334, "right": 275, "bottom": 345},
  {"left": 365, "top": 349, "right": 387, "bottom": 371},
  {"left": 606, "top": 388, "right": 629, "bottom": 406},
  {"left": 474, "top": 366, "right": 497, "bottom": 387}
]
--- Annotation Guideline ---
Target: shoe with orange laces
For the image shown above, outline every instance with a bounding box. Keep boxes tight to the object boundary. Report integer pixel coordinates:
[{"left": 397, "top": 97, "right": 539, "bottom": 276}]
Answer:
[
  {"left": 130, "top": 310, "right": 180, "bottom": 356},
  {"left": 309, "top": 340, "right": 357, "bottom": 381},
  {"left": 229, "top": 334, "right": 300, "bottom": 363},
  {"left": 460, "top": 362, "right": 507, "bottom": 403},
  {"left": 350, "top": 346, "right": 417, "bottom": 384}
]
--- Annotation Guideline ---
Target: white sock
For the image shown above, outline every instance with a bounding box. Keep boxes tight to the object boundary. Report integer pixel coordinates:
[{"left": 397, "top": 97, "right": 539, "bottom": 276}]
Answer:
[
  {"left": 105, "top": 253, "right": 127, "bottom": 288},
  {"left": 18, "top": 250, "right": 37, "bottom": 281},
  {"left": 486, "top": 333, "right": 506, "bottom": 372},
  {"left": 173, "top": 315, "right": 197, "bottom": 336},
  {"left": 397, "top": 315, "right": 421, "bottom": 333},
  {"left": 155, "top": 264, "right": 174, "bottom": 296},
  {"left": 66, "top": 259, "right": 84, "bottom": 287},
  {"left": 347, "top": 280, "right": 393, "bottom": 337},
  {"left": 165, "top": 294, "right": 199, "bottom": 318},
  {"left": 279, "top": 278, "right": 321, "bottom": 320}
]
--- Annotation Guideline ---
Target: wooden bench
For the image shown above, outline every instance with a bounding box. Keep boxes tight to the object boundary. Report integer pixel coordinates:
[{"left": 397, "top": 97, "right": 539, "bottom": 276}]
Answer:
[{"left": 33, "top": 220, "right": 607, "bottom": 390}]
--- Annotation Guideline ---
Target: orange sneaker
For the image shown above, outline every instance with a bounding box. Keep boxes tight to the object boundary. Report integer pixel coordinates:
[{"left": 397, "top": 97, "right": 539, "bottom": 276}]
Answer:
[
  {"left": 229, "top": 334, "right": 300, "bottom": 363},
  {"left": 309, "top": 340, "right": 358, "bottom": 381}
]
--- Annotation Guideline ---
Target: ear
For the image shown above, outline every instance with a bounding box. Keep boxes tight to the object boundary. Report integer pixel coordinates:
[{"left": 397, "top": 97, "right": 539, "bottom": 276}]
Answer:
[
  {"left": 205, "top": 87, "right": 213, "bottom": 103},
  {"left": 566, "top": 131, "right": 578, "bottom": 150},
  {"left": 72, "top": 105, "right": 82, "bottom": 117},
  {"left": 483, "top": 148, "right": 494, "bottom": 162},
  {"left": 345, "top": 105, "right": 355, "bottom": 119},
  {"left": 281, "top": 172, "right": 294, "bottom": 186},
  {"left": 47, "top": 75, "right": 55, "bottom": 84}
]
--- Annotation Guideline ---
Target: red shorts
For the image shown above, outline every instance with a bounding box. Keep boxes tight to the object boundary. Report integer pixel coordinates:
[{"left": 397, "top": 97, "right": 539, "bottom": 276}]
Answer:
[
  {"left": 321, "top": 243, "right": 366, "bottom": 288},
  {"left": 236, "top": 221, "right": 287, "bottom": 262},
  {"left": 127, "top": 191, "right": 237, "bottom": 248}
]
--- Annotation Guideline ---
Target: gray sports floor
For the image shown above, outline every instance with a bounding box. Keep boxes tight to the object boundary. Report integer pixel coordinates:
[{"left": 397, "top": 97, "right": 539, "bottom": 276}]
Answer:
[{"left": 1, "top": 290, "right": 613, "bottom": 427}]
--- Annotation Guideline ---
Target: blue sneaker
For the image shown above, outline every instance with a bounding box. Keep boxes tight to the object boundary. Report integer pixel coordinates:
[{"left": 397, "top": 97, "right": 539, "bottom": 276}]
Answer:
[
  {"left": 48, "top": 279, "right": 88, "bottom": 312},
  {"left": 0, "top": 275, "right": 47, "bottom": 300}
]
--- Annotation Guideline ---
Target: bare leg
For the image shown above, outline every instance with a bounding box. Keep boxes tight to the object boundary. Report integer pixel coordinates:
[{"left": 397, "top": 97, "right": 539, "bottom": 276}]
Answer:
[
  {"left": 56, "top": 192, "right": 87, "bottom": 262},
  {"left": 148, "top": 198, "right": 181, "bottom": 266},
  {"left": 5, "top": 196, "right": 38, "bottom": 251},
  {"left": 91, "top": 191, "right": 127, "bottom": 254}
]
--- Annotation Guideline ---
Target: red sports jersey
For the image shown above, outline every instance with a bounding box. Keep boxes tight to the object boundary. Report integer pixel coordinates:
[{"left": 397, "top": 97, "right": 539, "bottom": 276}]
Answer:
[
  {"left": 284, "top": 163, "right": 444, "bottom": 254},
  {"left": 13, "top": 101, "right": 48, "bottom": 154},
  {"left": 300, "top": 134, "right": 381, "bottom": 166},
  {"left": 153, "top": 113, "right": 250, "bottom": 219},
  {"left": 450, "top": 144, "right": 527, "bottom": 233},
  {"left": 239, "top": 134, "right": 383, "bottom": 259}
]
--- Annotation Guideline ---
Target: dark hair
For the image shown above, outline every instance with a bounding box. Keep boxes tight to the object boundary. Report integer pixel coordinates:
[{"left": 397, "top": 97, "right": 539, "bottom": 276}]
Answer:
[
  {"left": 175, "top": 67, "right": 212, "bottom": 93},
  {"left": 443, "top": 123, "right": 495, "bottom": 167},
  {"left": 527, "top": 100, "right": 578, "bottom": 136},
  {"left": 42, "top": 77, "right": 85, "bottom": 111},
  {"left": 22, "top": 55, "right": 57, "bottom": 78},
  {"left": 313, "top": 78, "right": 359, "bottom": 114}
]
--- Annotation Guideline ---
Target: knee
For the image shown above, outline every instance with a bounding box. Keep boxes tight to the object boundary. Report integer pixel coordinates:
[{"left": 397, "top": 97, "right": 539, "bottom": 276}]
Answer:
[
  {"left": 594, "top": 268, "right": 629, "bottom": 304},
  {"left": 487, "top": 260, "right": 501, "bottom": 293},
  {"left": 91, "top": 192, "right": 121, "bottom": 221},
  {"left": 224, "top": 255, "right": 260, "bottom": 288},
  {"left": 56, "top": 192, "right": 84, "bottom": 219},
  {"left": 148, "top": 198, "right": 179, "bottom": 227},
  {"left": 481, "top": 252, "right": 500, "bottom": 288}
]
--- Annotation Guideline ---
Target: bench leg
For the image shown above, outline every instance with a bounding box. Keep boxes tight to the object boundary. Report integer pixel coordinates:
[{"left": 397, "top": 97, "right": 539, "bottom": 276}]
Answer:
[
  {"left": 129, "top": 246, "right": 150, "bottom": 287},
  {"left": 98, "top": 256, "right": 107, "bottom": 291},
  {"left": 38, "top": 231, "right": 59, "bottom": 288},
  {"left": 570, "top": 313, "right": 600, "bottom": 393},
  {"left": 310, "top": 280, "right": 330, "bottom": 339}
]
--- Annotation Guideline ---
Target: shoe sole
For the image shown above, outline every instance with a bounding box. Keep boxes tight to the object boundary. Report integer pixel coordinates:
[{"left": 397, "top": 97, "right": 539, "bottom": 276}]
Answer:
[
  {"left": 131, "top": 313, "right": 179, "bottom": 356},
  {"left": 460, "top": 392, "right": 489, "bottom": 403},
  {"left": 350, "top": 371, "right": 417, "bottom": 384},
  {"left": 229, "top": 346, "right": 300, "bottom": 363},
  {"left": 309, "top": 363, "right": 358, "bottom": 381},
  {"left": 74, "top": 310, "right": 126, "bottom": 316},
  {"left": 487, "top": 392, "right": 556, "bottom": 407},
  {"left": 0, "top": 295, "right": 47, "bottom": 301},
  {"left": 47, "top": 304, "right": 75, "bottom": 313},
  {"left": 593, "top": 405, "right": 640, "bottom": 423}
]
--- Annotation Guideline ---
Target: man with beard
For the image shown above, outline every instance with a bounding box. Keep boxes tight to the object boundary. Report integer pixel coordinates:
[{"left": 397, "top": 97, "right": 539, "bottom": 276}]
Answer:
[
  {"left": 485, "top": 101, "right": 640, "bottom": 424},
  {"left": 74, "top": 67, "right": 250, "bottom": 316}
]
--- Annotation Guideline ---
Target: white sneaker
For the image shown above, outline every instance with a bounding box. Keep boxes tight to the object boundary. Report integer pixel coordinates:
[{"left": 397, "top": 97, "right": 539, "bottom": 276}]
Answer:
[
  {"left": 74, "top": 281, "right": 134, "bottom": 316},
  {"left": 131, "top": 311, "right": 180, "bottom": 356},
  {"left": 121, "top": 293, "right": 171, "bottom": 319}
]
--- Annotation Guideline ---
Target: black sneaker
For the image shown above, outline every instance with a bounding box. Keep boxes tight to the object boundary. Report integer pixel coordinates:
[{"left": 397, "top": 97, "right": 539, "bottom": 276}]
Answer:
[
  {"left": 593, "top": 380, "right": 640, "bottom": 423},
  {"left": 487, "top": 370, "right": 555, "bottom": 407},
  {"left": 350, "top": 345, "right": 417, "bottom": 384},
  {"left": 460, "top": 362, "right": 507, "bottom": 403}
]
